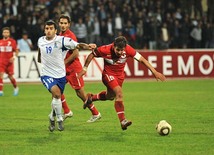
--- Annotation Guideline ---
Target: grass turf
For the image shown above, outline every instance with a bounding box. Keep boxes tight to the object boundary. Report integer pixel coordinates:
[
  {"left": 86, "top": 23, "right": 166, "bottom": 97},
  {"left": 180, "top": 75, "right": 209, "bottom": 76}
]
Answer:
[{"left": 0, "top": 79, "right": 214, "bottom": 155}]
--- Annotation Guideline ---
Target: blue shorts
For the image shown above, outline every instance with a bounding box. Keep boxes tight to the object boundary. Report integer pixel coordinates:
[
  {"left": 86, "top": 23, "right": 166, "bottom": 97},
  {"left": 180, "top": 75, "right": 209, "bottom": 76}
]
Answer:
[{"left": 40, "top": 76, "right": 66, "bottom": 94}]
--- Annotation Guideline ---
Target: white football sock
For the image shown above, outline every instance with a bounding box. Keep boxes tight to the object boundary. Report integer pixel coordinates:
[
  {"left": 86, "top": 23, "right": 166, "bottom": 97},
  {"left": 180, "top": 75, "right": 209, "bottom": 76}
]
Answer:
[
  {"left": 49, "top": 109, "right": 55, "bottom": 121},
  {"left": 52, "top": 98, "right": 63, "bottom": 122}
]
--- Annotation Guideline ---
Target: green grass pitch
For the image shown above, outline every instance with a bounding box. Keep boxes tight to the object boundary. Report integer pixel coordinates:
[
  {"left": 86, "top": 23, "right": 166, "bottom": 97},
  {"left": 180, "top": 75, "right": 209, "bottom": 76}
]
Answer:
[{"left": 0, "top": 79, "right": 214, "bottom": 155}]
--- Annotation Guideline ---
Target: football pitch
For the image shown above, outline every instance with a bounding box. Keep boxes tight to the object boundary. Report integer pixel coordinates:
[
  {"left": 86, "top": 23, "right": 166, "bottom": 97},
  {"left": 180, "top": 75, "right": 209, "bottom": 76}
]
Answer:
[{"left": 0, "top": 79, "right": 214, "bottom": 155}]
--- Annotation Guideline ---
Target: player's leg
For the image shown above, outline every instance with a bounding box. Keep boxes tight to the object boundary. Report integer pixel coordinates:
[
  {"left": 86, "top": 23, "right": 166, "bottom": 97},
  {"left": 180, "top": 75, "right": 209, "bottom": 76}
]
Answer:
[
  {"left": 106, "top": 75, "right": 132, "bottom": 130},
  {"left": 0, "top": 72, "right": 4, "bottom": 96},
  {"left": 51, "top": 85, "right": 63, "bottom": 122},
  {"left": 8, "top": 74, "right": 19, "bottom": 96},
  {"left": 83, "top": 74, "right": 115, "bottom": 108},
  {"left": 49, "top": 88, "right": 64, "bottom": 131},
  {"left": 69, "top": 72, "right": 101, "bottom": 122},
  {"left": 88, "top": 74, "right": 116, "bottom": 102},
  {"left": 60, "top": 74, "right": 74, "bottom": 120},
  {"left": 90, "top": 90, "right": 108, "bottom": 101},
  {"left": 0, "top": 61, "right": 6, "bottom": 96},
  {"left": 41, "top": 76, "right": 65, "bottom": 131},
  {"left": 52, "top": 77, "right": 67, "bottom": 131},
  {"left": 75, "top": 87, "right": 99, "bottom": 114},
  {"left": 112, "top": 86, "right": 132, "bottom": 130},
  {"left": 75, "top": 87, "right": 101, "bottom": 123},
  {"left": 48, "top": 108, "right": 55, "bottom": 132},
  {"left": 61, "top": 94, "right": 73, "bottom": 120},
  {"left": 7, "top": 63, "right": 18, "bottom": 96}
]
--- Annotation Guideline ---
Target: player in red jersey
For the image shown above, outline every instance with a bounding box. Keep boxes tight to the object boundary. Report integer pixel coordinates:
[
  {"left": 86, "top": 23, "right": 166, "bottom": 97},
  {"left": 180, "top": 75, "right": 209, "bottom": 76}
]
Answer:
[
  {"left": 78, "top": 36, "right": 166, "bottom": 130},
  {"left": 0, "top": 27, "right": 19, "bottom": 96},
  {"left": 58, "top": 14, "right": 101, "bottom": 122}
]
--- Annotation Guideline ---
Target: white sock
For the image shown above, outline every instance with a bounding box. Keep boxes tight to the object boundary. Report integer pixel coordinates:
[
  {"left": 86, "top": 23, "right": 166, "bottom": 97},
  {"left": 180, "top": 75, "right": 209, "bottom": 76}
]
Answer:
[
  {"left": 49, "top": 109, "right": 55, "bottom": 121},
  {"left": 52, "top": 98, "right": 63, "bottom": 122}
]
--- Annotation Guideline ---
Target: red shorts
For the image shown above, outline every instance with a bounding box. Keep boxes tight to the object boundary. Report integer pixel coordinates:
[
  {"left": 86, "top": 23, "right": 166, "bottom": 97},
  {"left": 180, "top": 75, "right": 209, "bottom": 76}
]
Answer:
[
  {"left": 66, "top": 72, "right": 84, "bottom": 90},
  {"left": 0, "top": 59, "right": 14, "bottom": 75},
  {"left": 102, "top": 73, "right": 124, "bottom": 90}
]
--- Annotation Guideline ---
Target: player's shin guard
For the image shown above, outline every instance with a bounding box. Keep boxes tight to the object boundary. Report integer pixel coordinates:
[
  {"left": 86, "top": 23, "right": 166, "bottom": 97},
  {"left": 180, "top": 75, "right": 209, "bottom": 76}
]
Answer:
[
  {"left": 87, "top": 103, "right": 99, "bottom": 115},
  {"left": 0, "top": 78, "right": 3, "bottom": 91},
  {"left": 61, "top": 94, "right": 71, "bottom": 114},
  {"left": 52, "top": 98, "right": 63, "bottom": 121},
  {"left": 49, "top": 109, "right": 55, "bottom": 121},
  {"left": 114, "top": 101, "right": 125, "bottom": 122}
]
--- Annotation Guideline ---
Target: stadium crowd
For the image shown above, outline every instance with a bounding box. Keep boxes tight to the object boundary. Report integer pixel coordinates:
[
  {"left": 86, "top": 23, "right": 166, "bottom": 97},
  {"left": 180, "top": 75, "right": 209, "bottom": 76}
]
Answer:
[{"left": 0, "top": 0, "right": 214, "bottom": 50}]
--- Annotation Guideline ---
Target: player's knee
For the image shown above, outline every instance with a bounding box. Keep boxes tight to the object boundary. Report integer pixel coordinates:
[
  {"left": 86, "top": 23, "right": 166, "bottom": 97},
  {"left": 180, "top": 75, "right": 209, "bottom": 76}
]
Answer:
[
  {"left": 8, "top": 75, "right": 13, "bottom": 79},
  {"left": 53, "top": 94, "right": 61, "bottom": 99},
  {"left": 106, "top": 93, "right": 115, "bottom": 100},
  {"left": 52, "top": 90, "right": 61, "bottom": 99}
]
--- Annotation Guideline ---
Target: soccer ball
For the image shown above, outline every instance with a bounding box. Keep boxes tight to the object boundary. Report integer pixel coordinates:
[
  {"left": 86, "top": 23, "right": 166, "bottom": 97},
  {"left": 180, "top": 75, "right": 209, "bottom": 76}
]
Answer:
[{"left": 156, "top": 120, "right": 172, "bottom": 136}]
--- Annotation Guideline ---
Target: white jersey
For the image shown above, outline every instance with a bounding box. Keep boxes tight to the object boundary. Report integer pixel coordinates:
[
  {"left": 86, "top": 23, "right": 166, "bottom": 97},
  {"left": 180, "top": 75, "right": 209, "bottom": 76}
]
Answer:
[{"left": 38, "top": 35, "right": 78, "bottom": 78}]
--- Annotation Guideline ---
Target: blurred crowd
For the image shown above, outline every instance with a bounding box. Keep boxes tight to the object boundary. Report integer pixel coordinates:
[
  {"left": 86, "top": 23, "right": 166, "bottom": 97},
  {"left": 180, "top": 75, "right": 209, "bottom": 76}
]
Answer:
[{"left": 0, "top": 0, "right": 214, "bottom": 51}]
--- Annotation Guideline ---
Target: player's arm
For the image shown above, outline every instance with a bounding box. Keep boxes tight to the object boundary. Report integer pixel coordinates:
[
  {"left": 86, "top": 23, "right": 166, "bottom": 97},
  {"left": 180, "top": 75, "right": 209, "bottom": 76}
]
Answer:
[
  {"left": 134, "top": 52, "right": 166, "bottom": 81},
  {"left": 37, "top": 48, "right": 41, "bottom": 63},
  {"left": 14, "top": 49, "right": 19, "bottom": 57},
  {"left": 64, "top": 49, "right": 79, "bottom": 65},
  {"left": 77, "top": 52, "right": 95, "bottom": 78},
  {"left": 64, "top": 37, "right": 96, "bottom": 50},
  {"left": 10, "top": 49, "right": 19, "bottom": 63},
  {"left": 76, "top": 43, "right": 96, "bottom": 50}
]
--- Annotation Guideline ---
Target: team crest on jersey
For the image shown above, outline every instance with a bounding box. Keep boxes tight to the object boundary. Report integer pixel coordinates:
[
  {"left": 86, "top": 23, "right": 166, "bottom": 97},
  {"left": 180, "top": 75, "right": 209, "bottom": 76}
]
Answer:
[{"left": 121, "top": 51, "right": 126, "bottom": 58}]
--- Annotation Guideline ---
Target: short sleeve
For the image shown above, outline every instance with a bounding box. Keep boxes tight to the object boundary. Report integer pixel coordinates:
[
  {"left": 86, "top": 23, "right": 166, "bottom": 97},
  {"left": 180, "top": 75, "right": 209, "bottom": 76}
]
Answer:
[{"left": 63, "top": 37, "right": 78, "bottom": 50}]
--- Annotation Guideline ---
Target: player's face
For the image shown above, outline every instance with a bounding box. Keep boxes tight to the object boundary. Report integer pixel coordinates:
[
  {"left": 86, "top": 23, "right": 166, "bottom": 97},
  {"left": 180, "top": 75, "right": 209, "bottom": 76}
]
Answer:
[
  {"left": 59, "top": 18, "right": 70, "bottom": 32},
  {"left": 44, "top": 25, "right": 57, "bottom": 40},
  {"left": 114, "top": 46, "right": 125, "bottom": 57},
  {"left": 2, "top": 30, "right": 10, "bottom": 39}
]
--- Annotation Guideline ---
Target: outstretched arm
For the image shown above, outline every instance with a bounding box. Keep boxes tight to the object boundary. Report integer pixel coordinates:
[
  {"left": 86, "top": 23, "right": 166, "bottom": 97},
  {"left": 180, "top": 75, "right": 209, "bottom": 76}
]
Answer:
[
  {"left": 137, "top": 54, "right": 166, "bottom": 81},
  {"left": 76, "top": 43, "right": 96, "bottom": 50},
  {"left": 77, "top": 52, "right": 95, "bottom": 78}
]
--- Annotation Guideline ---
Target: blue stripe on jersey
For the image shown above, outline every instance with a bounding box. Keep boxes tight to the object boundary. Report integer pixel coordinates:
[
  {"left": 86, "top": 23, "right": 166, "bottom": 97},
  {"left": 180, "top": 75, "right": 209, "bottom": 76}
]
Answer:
[{"left": 62, "top": 37, "right": 67, "bottom": 51}]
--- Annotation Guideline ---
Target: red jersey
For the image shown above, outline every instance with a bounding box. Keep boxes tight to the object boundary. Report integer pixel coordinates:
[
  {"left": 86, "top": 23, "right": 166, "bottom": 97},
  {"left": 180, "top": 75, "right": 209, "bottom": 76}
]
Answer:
[
  {"left": 94, "top": 43, "right": 136, "bottom": 77},
  {"left": 0, "top": 38, "right": 17, "bottom": 60},
  {"left": 59, "top": 29, "right": 82, "bottom": 73}
]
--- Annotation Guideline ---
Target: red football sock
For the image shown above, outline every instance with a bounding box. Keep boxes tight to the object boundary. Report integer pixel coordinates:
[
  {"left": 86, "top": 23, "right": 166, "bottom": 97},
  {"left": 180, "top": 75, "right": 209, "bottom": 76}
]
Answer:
[
  {"left": 0, "top": 79, "right": 3, "bottom": 91},
  {"left": 92, "top": 91, "right": 107, "bottom": 101},
  {"left": 10, "top": 78, "right": 17, "bottom": 88},
  {"left": 61, "top": 94, "right": 71, "bottom": 114},
  {"left": 87, "top": 103, "right": 99, "bottom": 115},
  {"left": 114, "top": 101, "right": 125, "bottom": 122}
]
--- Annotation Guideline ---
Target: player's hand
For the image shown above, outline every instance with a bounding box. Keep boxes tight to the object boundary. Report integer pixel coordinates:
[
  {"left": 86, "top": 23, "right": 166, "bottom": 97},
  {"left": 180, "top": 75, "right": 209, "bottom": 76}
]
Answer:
[
  {"left": 88, "top": 44, "right": 96, "bottom": 50},
  {"left": 9, "top": 57, "right": 15, "bottom": 63},
  {"left": 77, "top": 70, "right": 86, "bottom": 78},
  {"left": 154, "top": 72, "right": 166, "bottom": 81}
]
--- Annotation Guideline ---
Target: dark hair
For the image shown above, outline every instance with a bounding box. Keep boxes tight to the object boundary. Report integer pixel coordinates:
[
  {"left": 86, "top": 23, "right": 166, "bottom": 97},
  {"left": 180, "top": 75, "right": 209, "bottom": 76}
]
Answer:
[
  {"left": 45, "top": 20, "right": 58, "bottom": 29},
  {"left": 58, "top": 14, "right": 71, "bottom": 23},
  {"left": 114, "top": 36, "right": 127, "bottom": 48},
  {"left": 22, "top": 31, "right": 28, "bottom": 35},
  {"left": 2, "top": 27, "right": 10, "bottom": 32}
]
